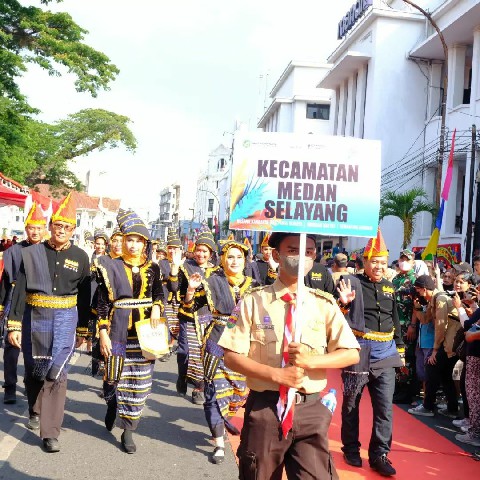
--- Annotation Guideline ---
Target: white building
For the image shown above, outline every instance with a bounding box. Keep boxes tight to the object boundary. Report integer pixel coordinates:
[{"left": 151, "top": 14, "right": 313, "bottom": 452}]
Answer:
[
  {"left": 258, "top": 61, "right": 333, "bottom": 135},
  {"left": 155, "top": 184, "right": 180, "bottom": 241},
  {"left": 319, "top": 0, "right": 480, "bottom": 259},
  {"left": 194, "top": 145, "right": 231, "bottom": 233}
]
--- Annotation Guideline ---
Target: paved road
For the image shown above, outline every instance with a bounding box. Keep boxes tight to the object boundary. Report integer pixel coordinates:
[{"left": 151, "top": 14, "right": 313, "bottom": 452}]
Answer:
[{"left": 0, "top": 348, "right": 238, "bottom": 480}]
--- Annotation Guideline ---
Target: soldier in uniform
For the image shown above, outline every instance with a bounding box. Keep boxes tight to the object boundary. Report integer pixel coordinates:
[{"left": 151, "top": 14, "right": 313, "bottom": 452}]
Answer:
[
  {"left": 1, "top": 203, "right": 47, "bottom": 404},
  {"left": 219, "top": 232, "right": 360, "bottom": 480}
]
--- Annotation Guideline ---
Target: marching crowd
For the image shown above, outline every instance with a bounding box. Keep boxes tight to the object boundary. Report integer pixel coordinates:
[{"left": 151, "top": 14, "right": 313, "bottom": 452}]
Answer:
[{"left": 1, "top": 194, "right": 479, "bottom": 479}]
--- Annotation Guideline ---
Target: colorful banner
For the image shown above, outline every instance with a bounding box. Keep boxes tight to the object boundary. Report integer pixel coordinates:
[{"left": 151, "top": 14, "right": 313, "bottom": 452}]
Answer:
[
  {"left": 229, "top": 132, "right": 381, "bottom": 237},
  {"left": 413, "top": 243, "right": 461, "bottom": 268}
]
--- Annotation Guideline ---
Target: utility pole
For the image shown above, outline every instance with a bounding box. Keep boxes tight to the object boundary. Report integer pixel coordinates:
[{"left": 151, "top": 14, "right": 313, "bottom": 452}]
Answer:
[
  {"left": 473, "top": 130, "right": 480, "bottom": 257},
  {"left": 466, "top": 125, "right": 476, "bottom": 263},
  {"left": 403, "top": 0, "right": 448, "bottom": 211}
]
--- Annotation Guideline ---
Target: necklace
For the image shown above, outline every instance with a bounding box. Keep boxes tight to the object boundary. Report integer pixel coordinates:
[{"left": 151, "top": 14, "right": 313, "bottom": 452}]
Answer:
[{"left": 132, "top": 266, "right": 140, "bottom": 274}]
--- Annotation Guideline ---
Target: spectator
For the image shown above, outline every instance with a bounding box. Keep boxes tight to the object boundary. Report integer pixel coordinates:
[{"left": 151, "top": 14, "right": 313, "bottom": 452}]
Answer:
[
  {"left": 441, "top": 269, "right": 455, "bottom": 293},
  {"left": 392, "top": 249, "right": 418, "bottom": 404},
  {"left": 408, "top": 275, "right": 461, "bottom": 418},
  {"left": 473, "top": 255, "right": 480, "bottom": 284},
  {"left": 331, "top": 253, "right": 349, "bottom": 284},
  {"left": 355, "top": 256, "right": 364, "bottom": 275}
]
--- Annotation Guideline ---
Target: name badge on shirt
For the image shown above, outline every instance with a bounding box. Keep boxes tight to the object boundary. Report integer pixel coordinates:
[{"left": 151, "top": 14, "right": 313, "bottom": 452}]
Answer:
[
  {"left": 64, "top": 259, "right": 79, "bottom": 272},
  {"left": 256, "top": 315, "right": 274, "bottom": 330}
]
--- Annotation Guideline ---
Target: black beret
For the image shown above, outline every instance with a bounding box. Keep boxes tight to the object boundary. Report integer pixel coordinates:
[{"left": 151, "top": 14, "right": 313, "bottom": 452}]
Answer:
[{"left": 268, "top": 232, "right": 317, "bottom": 250}]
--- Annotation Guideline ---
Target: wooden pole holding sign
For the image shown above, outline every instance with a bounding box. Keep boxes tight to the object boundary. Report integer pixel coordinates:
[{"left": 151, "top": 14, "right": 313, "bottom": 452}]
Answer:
[{"left": 294, "top": 233, "right": 306, "bottom": 343}]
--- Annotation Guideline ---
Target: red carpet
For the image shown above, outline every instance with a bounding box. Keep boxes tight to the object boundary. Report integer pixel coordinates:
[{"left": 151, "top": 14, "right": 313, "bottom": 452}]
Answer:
[{"left": 228, "top": 370, "right": 479, "bottom": 479}]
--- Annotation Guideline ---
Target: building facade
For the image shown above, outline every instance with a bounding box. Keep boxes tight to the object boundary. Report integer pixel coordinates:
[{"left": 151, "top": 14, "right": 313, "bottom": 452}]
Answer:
[
  {"left": 154, "top": 184, "right": 181, "bottom": 241},
  {"left": 258, "top": 61, "right": 333, "bottom": 135},
  {"left": 319, "top": 0, "right": 480, "bottom": 259},
  {"left": 194, "top": 144, "right": 231, "bottom": 235}
]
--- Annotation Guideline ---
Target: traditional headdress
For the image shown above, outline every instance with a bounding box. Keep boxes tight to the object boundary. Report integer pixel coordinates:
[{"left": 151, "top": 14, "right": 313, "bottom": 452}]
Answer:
[
  {"left": 110, "top": 226, "right": 122, "bottom": 239},
  {"left": 51, "top": 192, "right": 76, "bottom": 225},
  {"left": 195, "top": 230, "right": 216, "bottom": 252},
  {"left": 166, "top": 228, "right": 182, "bottom": 247},
  {"left": 227, "top": 233, "right": 234, "bottom": 241},
  {"left": 94, "top": 228, "right": 109, "bottom": 243},
  {"left": 117, "top": 209, "right": 150, "bottom": 240},
  {"left": 156, "top": 240, "right": 167, "bottom": 253},
  {"left": 84, "top": 230, "right": 94, "bottom": 243},
  {"left": 261, "top": 233, "right": 271, "bottom": 248},
  {"left": 187, "top": 241, "right": 195, "bottom": 253},
  {"left": 219, "top": 240, "right": 249, "bottom": 257},
  {"left": 243, "top": 237, "right": 252, "bottom": 250},
  {"left": 24, "top": 202, "right": 46, "bottom": 226},
  {"left": 363, "top": 227, "right": 388, "bottom": 259}
]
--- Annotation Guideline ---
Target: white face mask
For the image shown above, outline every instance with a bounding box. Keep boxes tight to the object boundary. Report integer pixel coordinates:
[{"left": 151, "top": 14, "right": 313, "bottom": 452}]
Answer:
[
  {"left": 398, "top": 260, "right": 411, "bottom": 272},
  {"left": 279, "top": 255, "right": 314, "bottom": 277}
]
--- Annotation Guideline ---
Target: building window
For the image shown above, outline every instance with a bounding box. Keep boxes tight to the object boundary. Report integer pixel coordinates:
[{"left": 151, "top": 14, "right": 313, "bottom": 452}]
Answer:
[
  {"left": 208, "top": 199, "right": 214, "bottom": 212},
  {"left": 218, "top": 158, "right": 225, "bottom": 170},
  {"left": 306, "top": 104, "right": 330, "bottom": 120}
]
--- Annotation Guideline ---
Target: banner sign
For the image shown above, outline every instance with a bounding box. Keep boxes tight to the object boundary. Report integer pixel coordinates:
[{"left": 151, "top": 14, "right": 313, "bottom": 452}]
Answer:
[
  {"left": 229, "top": 132, "right": 381, "bottom": 237},
  {"left": 412, "top": 244, "right": 461, "bottom": 268}
]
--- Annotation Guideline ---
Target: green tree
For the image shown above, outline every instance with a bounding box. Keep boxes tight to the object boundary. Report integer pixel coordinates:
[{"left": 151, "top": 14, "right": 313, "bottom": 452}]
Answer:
[
  {"left": 380, "top": 188, "right": 437, "bottom": 249},
  {"left": 0, "top": 106, "right": 137, "bottom": 190},
  {"left": 0, "top": 0, "right": 119, "bottom": 100}
]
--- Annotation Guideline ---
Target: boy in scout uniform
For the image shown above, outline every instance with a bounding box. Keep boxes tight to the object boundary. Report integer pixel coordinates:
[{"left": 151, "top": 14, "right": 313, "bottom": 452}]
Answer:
[{"left": 219, "top": 232, "right": 360, "bottom": 480}]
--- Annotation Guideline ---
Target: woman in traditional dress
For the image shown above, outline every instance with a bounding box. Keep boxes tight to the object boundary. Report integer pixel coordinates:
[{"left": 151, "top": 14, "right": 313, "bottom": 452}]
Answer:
[
  {"left": 169, "top": 231, "right": 216, "bottom": 404},
  {"left": 184, "top": 240, "right": 257, "bottom": 464},
  {"left": 96, "top": 209, "right": 164, "bottom": 453}
]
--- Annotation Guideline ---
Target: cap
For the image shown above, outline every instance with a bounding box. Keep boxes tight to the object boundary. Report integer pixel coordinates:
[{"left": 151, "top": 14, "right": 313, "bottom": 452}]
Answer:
[
  {"left": 399, "top": 249, "right": 415, "bottom": 260},
  {"left": 219, "top": 240, "right": 249, "bottom": 257},
  {"left": 414, "top": 275, "right": 436, "bottom": 290},
  {"left": 195, "top": 231, "right": 216, "bottom": 252},
  {"left": 261, "top": 233, "right": 271, "bottom": 248},
  {"left": 268, "top": 232, "right": 317, "bottom": 250},
  {"left": 117, "top": 209, "right": 150, "bottom": 240},
  {"left": 51, "top": 192, "right": 76, "bottom": 225},
  {"left": 453, "top": 262, "right": 474, "bottom": 274}
]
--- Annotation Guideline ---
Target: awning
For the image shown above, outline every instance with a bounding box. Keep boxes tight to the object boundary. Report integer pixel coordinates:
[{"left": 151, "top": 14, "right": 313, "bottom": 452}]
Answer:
[
  {"left": 0, "top": 184, "right": 27, "bottom": 207},
  {"left": 317, "top": 51, "right": 370, "bottom": 90}
]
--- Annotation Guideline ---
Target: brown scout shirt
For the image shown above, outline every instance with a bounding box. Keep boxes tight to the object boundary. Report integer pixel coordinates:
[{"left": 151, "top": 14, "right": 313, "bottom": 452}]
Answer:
[{"left": 218, "top": 279, "right": 360, "bottom": 394}]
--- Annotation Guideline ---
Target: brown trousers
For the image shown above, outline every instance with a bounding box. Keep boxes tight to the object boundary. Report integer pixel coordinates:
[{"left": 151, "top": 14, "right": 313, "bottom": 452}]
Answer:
[
  {"left": 34, "top": 378, "right": 68, "bottom": 440},
  {"left": 237, "top": 390, "right": 338, "bottom": 480}
]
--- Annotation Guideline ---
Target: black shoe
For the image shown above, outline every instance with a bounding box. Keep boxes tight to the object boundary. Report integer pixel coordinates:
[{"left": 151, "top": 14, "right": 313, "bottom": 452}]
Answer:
[
  {"left": 211, "top": 447, "right": 225, "bottom": 465},
  {"left": 105, "top": 403, "right": 116, "bottom": 431},
  {"left": 176, "top": 376, "right": 187, "bottom": 396},
  {"left": 43, "top": 438, "right": 60, "bottom": 453},
  {"left": 343, "top": 452, "right": 362, "bottom": 467},
  {"left": 3, "top": 390, "right": 16, "bottom": 405},
  {"left": 192, "top": 389, "right": 205, "bottom": 405},
  {"left": 121, "top": 430, "right": 136, "bottom": 454},
  {"left": 27, "top": 415, "right": 40, "bottom": 430},
  {"left": 370, "top": 454, "right": 396, "bottom": 477}
]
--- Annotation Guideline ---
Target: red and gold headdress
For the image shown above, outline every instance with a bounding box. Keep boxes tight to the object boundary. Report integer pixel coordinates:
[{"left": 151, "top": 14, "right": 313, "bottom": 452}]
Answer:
[
  {"left": 51, "top": 192, "right": 77, "bottom": 226},
  {"left": 363, "top": 227, "right": 388, "bottom": 259},
  {"left": 261, "top": 233, "right": 271, "bottom": 248},
  {"left": 25, "top": 202, "right": 46, "bottom": 226},
  {"left": 243, "top": 237, "right": 251, "bottom": 250}
]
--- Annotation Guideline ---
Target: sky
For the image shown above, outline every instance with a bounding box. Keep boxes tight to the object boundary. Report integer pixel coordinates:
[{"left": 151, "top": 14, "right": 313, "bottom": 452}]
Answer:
[{"left": 18, "top": 0, "right": 354, "bottom": 221}]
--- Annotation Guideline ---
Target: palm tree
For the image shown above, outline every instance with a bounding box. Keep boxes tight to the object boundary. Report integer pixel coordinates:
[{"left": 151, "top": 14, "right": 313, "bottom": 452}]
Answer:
[{"left": 380, "top": 188, "right": 437, "bottom": 249}]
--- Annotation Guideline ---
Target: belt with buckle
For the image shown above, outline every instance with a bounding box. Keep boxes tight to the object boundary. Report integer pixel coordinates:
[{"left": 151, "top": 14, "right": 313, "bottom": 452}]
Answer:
[{"left": 294, "top": 392, "right": 319, "bottom": 405}]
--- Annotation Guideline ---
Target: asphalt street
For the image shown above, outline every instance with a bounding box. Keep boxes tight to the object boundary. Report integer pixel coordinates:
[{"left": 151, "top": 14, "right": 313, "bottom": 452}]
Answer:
[{"left": 0, "top": 347, "right": 238, "bottom": 480}]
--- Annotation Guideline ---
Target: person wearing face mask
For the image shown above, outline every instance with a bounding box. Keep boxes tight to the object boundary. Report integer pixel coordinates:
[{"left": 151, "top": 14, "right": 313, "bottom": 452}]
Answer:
[
  {"left": 169, "top": 230, "right": 216, "bottom": 405},
  {"left": 218, "top": 232, "right": 360, "bottom": 480},
  {"left": 338, "top": 228, "right": 404, "bottom": 477},
  {"left": 392, "top": 249, "right": 418, "bottom": 405},
  {"left": 441, "top": 268, "right": 455, "bottom": 292},
  {"left": 183, "top": 240, "right": 258, "bottom": 464}
]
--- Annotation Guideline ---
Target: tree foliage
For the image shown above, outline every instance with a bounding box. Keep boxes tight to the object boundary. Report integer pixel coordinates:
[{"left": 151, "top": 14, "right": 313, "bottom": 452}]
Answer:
[
  {"left": 0, "top": 103, "right": 137, "bottom": 190},
  {"left": 380, "top": 188, "right": 437, "bottom": 249},
  {"left": 0, "top": 0, "right": 119, "bottom": 100},
  {"left": 0, "top": 2, "right": 136, "bottom": 192}
]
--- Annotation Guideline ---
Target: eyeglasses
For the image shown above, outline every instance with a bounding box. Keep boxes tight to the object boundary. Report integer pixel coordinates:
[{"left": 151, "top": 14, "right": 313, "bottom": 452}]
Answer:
[{"left": 52, "top": 223, "right": 75, "bottom": 232}]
